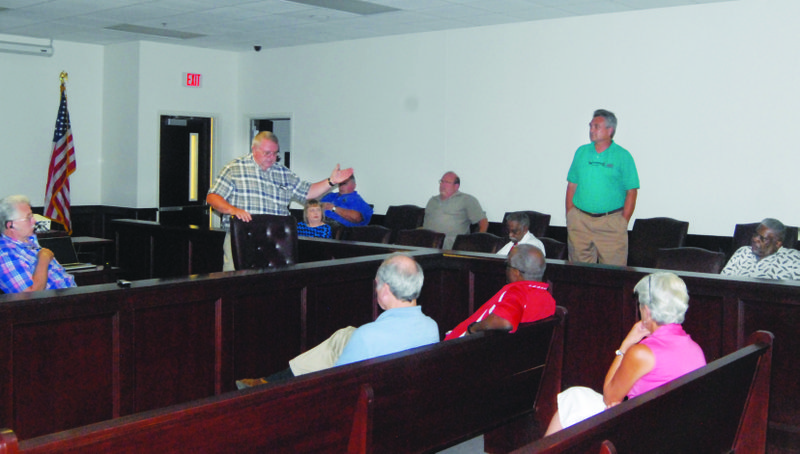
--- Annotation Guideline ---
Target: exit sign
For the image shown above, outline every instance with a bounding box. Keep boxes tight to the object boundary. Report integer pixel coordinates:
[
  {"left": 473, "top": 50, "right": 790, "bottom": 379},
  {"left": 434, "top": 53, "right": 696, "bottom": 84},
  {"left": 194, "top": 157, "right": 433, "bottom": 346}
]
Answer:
[{"left": 184, "top": 73, "right": 201, "bottom": 87}]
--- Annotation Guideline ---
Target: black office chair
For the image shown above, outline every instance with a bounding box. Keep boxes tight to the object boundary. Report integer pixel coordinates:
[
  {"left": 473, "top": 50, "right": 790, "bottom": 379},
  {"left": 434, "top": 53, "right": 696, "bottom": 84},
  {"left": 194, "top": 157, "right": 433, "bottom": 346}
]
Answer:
[
  {"left": 384, "top": 205, "right": 426, "bottom": 242},
  {"left": 627, "top": 217, "right": 689, "bottom": 268},
  {"left": 452, "top": 232, "right": 505, "bottom": 253},
  {"left": 230, "top": 214, "right": 298, "bottom": 270},
  {"left": 539, "top": 237, "right": 567, "bottom": 260},
  {"left": 342, "top": 225, "right": 393, "bottom": 244},
  {"left": 656, "top": 247, "right": 727, "bottom": 274},
  {"left": 394, "top": 229, "right": 445, "bottom": 249}
]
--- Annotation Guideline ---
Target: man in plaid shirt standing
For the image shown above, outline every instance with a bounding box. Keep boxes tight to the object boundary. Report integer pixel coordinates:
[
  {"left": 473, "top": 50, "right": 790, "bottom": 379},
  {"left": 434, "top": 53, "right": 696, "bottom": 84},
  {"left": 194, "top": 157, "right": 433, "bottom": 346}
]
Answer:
[{"left": 207, "top": 131, "right": 353, "bottom": 271}]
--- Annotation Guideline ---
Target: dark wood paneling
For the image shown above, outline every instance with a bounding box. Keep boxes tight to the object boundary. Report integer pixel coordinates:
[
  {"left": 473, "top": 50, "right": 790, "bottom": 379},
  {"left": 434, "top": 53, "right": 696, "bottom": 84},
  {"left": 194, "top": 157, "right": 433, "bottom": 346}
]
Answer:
[
  {"left": 13, "top": 315, "right": 114, "bottom": 439},
  {"left": 132, "top": 300, "right": 217, "bottom": 413}
]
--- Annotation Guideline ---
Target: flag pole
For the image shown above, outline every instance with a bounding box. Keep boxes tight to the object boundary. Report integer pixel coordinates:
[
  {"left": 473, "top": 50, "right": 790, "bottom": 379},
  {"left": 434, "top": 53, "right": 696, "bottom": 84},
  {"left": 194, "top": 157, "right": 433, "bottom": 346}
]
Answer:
[{"left": 43, "top": 71, "right": 77, "bottom": 234}]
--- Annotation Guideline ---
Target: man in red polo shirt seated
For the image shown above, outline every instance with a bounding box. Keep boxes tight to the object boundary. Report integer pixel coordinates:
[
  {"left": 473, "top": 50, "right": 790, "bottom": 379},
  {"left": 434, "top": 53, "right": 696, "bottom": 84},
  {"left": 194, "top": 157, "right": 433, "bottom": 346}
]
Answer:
[{"left": 445, "top": 243, "right": 555, "bottom": 340}]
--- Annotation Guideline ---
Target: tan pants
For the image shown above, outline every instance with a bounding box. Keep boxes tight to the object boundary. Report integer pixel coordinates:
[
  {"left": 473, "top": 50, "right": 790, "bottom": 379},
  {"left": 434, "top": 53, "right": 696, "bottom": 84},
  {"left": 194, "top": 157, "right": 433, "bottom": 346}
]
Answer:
[
  {"left": 567, "top": 208, "right": 628, "bottom": 266},
  {"left": 222, "top": 232, "right": 234, "bottom": 272},
  {"left": 289, "top": 326, "right": 357, "bottom": 376}
]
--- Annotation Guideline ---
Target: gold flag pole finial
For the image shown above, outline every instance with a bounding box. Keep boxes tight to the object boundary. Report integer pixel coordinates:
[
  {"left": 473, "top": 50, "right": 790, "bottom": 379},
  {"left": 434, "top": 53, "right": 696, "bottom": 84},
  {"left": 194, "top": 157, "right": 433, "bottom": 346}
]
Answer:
[{"left": 59, "top": 71, "right": 68, "bottom": 93}]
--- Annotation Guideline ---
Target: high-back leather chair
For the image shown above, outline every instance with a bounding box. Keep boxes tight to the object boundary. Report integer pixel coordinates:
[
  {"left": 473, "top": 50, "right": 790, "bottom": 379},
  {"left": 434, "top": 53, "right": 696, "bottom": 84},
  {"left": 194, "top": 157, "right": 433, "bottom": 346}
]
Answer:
[
  {"left": 627, "top": 217, "right": 689, "bottom": 268},
  {"left": 394, "top": 229, "right": 445, "bottom": 249},
  {"left": 539, "top": 237, "right": 567, "bottom": 260},
  {"left": 732, "top": 222, "right": 798, "bottom": 255},
  {"left": 451, "top": 232, "right": 505, "bottom": 253},
  {"left": 342, "top": 225, "right": 393, "bottom": 244},
  {"left": 230, "top": 214, "right": 298, "bottom": 270},
  {"left": 384, "top": 205, "right": 426, "bottom": 242},
  {"left": 501, "top": 210, "right": 551, "bottom": 239},
  {"left": 384, "top": 205, "right": 425, "bottom": 231},
  {"left": 656, "top": 247, "right": 727, "bottom": 274}
]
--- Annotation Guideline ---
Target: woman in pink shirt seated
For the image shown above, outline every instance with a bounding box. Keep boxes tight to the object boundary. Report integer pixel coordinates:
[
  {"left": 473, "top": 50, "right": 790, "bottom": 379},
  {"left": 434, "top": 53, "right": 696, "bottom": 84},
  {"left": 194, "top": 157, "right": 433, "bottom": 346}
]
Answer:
[{"left": 546, "top": 272, "right": 706, "bottom": 435}]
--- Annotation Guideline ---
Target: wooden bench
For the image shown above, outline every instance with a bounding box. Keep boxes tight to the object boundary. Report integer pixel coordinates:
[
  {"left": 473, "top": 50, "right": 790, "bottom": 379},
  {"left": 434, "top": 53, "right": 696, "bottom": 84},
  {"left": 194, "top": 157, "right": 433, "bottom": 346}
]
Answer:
[
  {"left": 0, "top": 308, "right": 566, "bottom": 454},
  {"left": 507, "top": 330, "right": 773, "bottom": 454}
]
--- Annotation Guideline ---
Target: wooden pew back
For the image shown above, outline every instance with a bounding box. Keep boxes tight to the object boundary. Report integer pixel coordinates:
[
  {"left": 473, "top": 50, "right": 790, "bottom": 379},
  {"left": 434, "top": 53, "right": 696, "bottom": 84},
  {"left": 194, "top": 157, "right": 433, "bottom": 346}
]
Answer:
[
  {"left": 509, "top": 330, "right": 773, "bottom": 454},
  {"left": 1, "top": 379, "right": 371, "bottom": 454},
  {"left": 0, "top": 308, "right": 566, "bottom": 454}
]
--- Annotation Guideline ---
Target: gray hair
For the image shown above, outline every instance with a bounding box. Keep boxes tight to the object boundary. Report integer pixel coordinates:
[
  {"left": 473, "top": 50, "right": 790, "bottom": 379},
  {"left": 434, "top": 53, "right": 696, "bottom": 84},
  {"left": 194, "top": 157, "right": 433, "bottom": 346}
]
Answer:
[
  {"left": 251, "top": 131, "right": 279, "bottom": 148},
  {"left": 634, "top": 272, "right": 690, "bottom": 325},
  {"left": 593, "top": 109, "right": 617, "bottom": 138},
  {"left": 376, "top": 253, "right": 424, "bottom": 302},
  {"left": 760, "top": 218, "right": 786, "bottom": 244},
  {"left": 509, "top": 243, "right": 546, "bottom": 281},
  {"left": 504, "top": 211, "right": 530, "bottom": 229},
  {"left": 0, "top": 194, "right": 31, "bottom": 235}
]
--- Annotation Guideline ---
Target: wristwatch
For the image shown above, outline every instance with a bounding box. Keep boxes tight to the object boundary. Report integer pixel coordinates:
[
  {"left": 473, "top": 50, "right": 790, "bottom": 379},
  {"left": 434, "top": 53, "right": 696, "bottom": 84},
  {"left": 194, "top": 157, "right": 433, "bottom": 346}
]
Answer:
[{"left": 331, "top": 206, "right": 336, "bottom": 212}]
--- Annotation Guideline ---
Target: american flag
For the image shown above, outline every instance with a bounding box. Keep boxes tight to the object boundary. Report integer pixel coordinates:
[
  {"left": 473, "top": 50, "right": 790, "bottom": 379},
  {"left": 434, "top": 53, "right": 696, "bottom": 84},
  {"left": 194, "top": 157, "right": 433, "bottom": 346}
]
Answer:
[{"left": 43, "top": 76, "right": 77, "bottom": 234}]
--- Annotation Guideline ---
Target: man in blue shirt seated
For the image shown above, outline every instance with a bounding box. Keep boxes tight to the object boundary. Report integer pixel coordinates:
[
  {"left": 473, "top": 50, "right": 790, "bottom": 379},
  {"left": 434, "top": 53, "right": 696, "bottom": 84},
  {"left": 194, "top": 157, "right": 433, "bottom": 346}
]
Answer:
[
  {"left": 237, "top": 253, "right": 439, "bottom": 388},
  {"left": 0, "top": 194, "right": 76, "bottom": 293},
  {"left": 321, "top": 174, "right": 373, "bottom": 227}
]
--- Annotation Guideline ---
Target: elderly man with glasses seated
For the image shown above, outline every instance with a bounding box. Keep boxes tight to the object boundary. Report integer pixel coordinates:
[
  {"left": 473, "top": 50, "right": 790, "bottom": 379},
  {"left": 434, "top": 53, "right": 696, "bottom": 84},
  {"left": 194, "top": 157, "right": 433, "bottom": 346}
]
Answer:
[
  {"left": 423, "top": 171, "right": 488, "bottom": 250},
  {"left": 0, "top": 194, "right": 76, "bottom": 293}
]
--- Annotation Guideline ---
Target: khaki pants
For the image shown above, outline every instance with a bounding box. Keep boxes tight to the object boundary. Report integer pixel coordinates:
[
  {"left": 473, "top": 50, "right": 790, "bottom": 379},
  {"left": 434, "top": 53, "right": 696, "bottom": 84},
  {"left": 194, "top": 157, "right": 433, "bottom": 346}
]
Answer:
[
  {"left": 222, "top": 232, "right": 234, "bottom": 272},
  {"left": 289, "top": 326, "right": 357, "bottom": 376},
  {"left": 567, "top": 208, "right": 628, "bottom": 266}
]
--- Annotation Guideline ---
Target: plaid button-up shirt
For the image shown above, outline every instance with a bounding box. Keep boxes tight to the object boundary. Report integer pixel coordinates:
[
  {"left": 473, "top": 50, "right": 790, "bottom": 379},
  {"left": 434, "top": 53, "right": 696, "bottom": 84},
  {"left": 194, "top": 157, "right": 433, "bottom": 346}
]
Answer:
[
  {"left": 0, "top": 234, "right": 76, "bottom": 293},
  {"left": 208, "top": 155, "right": 311, "bottom": 231}
]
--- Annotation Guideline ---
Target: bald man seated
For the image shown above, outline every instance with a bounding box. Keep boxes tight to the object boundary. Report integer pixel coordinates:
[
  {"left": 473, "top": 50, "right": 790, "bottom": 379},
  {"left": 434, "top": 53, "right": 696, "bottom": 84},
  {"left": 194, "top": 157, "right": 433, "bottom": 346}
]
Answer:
[{"left": 445, "top": 244, "right": 555, "bottom": 340}]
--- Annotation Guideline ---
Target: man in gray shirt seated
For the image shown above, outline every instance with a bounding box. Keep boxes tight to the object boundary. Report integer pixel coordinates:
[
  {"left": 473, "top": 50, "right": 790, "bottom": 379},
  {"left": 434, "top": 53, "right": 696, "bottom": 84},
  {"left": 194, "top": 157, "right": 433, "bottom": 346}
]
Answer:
[
  {"left": 423, "top": 171, "right": 488, "bottom": 249},
  {"left": 722, "top": 218, "right": 800, "bottom": 280}
]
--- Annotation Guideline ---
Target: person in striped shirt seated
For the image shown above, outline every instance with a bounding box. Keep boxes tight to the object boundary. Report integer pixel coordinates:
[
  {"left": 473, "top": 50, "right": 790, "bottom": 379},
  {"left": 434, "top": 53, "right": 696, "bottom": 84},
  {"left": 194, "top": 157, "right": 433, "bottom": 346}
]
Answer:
[
  {"left": 0, "top": 194, "right": 76, "bottom": 293},
  {"left": 297, "top": 199, "right": 331, "bottom": 238}
]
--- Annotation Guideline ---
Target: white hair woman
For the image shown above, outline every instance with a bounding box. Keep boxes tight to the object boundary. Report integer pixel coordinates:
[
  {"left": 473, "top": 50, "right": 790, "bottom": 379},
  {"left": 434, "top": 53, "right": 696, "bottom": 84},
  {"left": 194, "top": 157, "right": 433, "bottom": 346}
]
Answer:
[{"left": 546, "top": 272, "right": 706, "bottom": 434}]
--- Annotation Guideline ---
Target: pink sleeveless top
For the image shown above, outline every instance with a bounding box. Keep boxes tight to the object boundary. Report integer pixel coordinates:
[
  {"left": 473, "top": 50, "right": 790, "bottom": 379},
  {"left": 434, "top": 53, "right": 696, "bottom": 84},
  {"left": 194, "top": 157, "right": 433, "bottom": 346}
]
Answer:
[{"left": 627, "top": 324, "right": 706, "bottom": 399}]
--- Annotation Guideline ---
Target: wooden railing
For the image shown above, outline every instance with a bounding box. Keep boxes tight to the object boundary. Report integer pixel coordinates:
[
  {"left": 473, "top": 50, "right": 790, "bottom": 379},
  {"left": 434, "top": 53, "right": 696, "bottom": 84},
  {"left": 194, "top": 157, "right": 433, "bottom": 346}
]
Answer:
[
  {"left": 1, "top": 241, "right": 799, "bottom": 449},
  {"left": 0, "top": 310, "right": 565, "bottom": 453}
]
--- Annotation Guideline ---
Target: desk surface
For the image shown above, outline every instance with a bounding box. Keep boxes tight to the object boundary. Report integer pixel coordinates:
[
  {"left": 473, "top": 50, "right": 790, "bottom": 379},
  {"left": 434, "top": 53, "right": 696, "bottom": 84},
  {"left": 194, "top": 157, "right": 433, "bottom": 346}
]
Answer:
[{"left": 71, "top": 236, "right": 114, "bottom": 246}]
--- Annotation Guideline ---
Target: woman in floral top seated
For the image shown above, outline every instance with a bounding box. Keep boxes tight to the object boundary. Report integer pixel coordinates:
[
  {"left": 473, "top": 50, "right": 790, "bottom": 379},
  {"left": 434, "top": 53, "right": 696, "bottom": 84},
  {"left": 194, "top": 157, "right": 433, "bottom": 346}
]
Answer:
[{"left": 297, "top": 199, "right": 331, "bottom": 238}]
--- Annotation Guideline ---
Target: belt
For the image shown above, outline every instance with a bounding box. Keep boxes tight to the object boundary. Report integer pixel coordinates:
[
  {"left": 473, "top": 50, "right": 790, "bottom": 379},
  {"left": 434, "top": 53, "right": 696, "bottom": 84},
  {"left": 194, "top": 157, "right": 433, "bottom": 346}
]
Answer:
[{"left": 577, "top": 207, "right": 623, "bottom": 218}]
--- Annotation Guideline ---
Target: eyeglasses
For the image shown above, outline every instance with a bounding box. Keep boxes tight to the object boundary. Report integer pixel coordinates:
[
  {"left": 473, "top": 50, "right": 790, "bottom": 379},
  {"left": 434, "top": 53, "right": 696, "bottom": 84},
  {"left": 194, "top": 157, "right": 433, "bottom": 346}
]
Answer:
[
  {"left": 10, "top": 213, "right": 34, "bottom": 223},
  {"left": 439, "top": 179, "right": 457, "bottom": 185}
]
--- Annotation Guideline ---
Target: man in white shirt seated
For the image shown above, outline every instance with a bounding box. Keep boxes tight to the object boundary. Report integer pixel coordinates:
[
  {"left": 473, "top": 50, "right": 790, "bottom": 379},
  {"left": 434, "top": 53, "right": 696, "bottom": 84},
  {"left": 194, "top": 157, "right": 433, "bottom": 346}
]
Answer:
[
  {"left": 721, "top": 218, "right": 800, "bottom": 280},
  {"left": 497, "top": 211, "right": 546, "bottom": 257}
]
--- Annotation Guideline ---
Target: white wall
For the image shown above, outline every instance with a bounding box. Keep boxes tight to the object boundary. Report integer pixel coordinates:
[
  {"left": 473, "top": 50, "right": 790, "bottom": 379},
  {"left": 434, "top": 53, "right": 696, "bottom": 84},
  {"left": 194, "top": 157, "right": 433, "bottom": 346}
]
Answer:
[
  {"left": 2, "top": 0, "right": 797, "bottom": 236},
  {"left": 136, "top": 41, "right": 239, "bottom": 209},
  {"left": 1, "top": 39, "right": 239, "bottom": 211},
  {"left": 0, "top": 40, "right": 104, "bottom": 206},
  {"left": 239, "top": 0, "right": 799, "bottom": 236}
]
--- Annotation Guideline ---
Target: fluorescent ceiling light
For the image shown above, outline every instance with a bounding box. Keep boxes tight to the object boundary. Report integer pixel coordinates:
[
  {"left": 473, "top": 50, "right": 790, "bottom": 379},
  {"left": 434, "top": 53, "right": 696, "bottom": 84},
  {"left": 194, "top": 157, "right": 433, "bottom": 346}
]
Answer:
[
  {"left": 283, "top": 0, "right": 399, "bottom": 15},
  {"left": 105, "top": 24, "right": 205, "bottom": 40}
]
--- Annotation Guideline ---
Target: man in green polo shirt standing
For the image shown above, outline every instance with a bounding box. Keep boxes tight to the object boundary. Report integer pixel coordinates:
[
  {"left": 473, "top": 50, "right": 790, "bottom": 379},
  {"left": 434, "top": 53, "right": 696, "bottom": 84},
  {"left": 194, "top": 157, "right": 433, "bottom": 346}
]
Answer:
[{"left": 565, "top": 109, "right": 639, "bottom": 266}]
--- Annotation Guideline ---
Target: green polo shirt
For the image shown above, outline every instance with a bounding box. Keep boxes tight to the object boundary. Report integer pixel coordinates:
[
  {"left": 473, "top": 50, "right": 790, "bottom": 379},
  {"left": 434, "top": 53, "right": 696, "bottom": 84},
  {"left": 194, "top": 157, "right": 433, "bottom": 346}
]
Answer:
[{"left": 566, "top": 142, "right": 639, "bottom": 214}]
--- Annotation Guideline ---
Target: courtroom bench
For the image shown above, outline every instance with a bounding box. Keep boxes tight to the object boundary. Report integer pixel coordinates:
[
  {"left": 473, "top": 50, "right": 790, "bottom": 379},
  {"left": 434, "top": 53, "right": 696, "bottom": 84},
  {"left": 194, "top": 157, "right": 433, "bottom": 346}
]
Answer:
[
  {"left": 0, "top": 308, "right": 566, "bottom": 454},
  {"left": 507, "top": 330, "right": 773, "bottom": 454}
]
